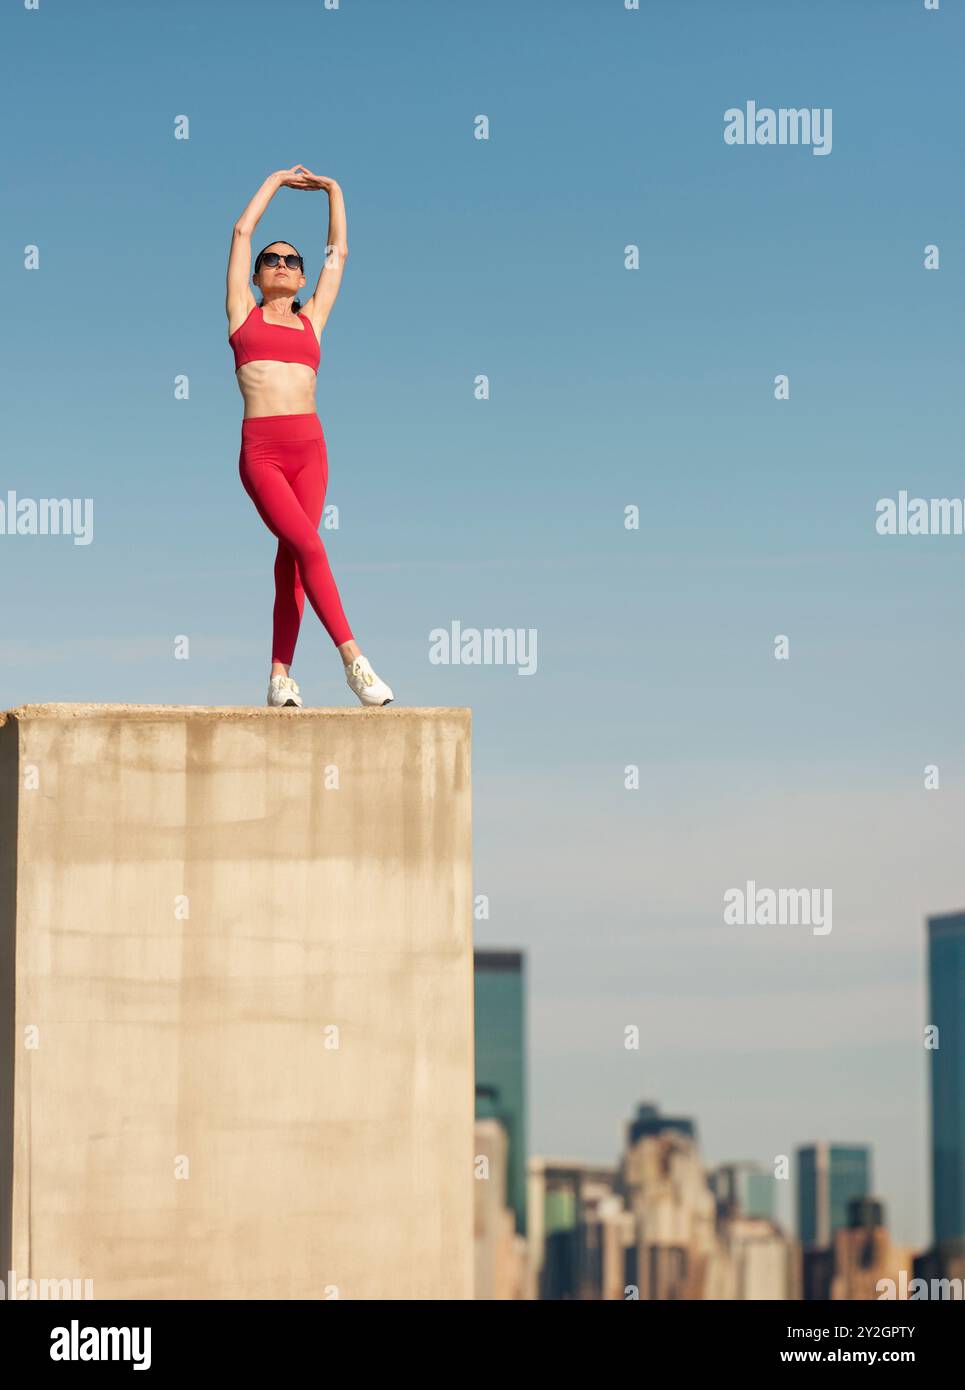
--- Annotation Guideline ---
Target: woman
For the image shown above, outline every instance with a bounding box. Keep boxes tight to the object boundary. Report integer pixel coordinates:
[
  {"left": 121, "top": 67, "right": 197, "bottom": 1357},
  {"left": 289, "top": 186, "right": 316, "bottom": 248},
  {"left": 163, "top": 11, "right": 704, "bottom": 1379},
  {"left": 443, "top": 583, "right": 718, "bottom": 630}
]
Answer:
[{"left": 227, "top": 164, "right": 394, "bottom": 708}]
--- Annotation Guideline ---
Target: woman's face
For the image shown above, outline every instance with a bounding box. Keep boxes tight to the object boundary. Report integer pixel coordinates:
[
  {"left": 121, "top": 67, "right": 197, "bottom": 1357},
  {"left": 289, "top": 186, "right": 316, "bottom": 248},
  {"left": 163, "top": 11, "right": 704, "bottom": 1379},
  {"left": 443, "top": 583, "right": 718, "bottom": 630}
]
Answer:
[{"left": 255, "top": 243, "right": 306, "bottom": 297}]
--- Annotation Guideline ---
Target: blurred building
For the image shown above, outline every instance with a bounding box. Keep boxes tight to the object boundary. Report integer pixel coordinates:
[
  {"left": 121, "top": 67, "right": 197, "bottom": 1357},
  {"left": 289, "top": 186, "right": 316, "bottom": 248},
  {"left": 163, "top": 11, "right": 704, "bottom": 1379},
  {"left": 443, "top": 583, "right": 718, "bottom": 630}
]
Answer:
[
  {"left": 473, "top": 1114, "right": 527, "bottom": 1299},
  {"left": 830, "top": 1197, "right": 914, "bottom": 1300},
  {"left": 619, "top": 1102, "right": 724, "bottom": 1299},
  {"left": 597, "top": 1195, "right": 637, "bottom": 1300},
  {"left": 474, "top": 950, "right": 526, "bottom": 1236},
  {"left": 912, "top": 1243, "right": 965, "bottom": 1295},
  {"left": 710, "top": 1161, "right": 777, "bottom": 1223},
  {"left": 626, "top": 1101, "right": 696, "bottom": 1146},
  {"left": 527, "top": 1158, "right": 621, "bottom": 1299},
  {"left": 718, "top": 1216, "right": 801, "bottom": 1299},
  {"left": 802, "top": 1245, "right": 835, "bottom": 1301},
  {"left": 797, "top": 1143, "right": 871, "bottom": 1246},
  {"left": 710, "top": 1158, "right": 798, "bottom": 1297},
  {"left": 927, "top": 912, "right": 965, "bottom": 1265}
]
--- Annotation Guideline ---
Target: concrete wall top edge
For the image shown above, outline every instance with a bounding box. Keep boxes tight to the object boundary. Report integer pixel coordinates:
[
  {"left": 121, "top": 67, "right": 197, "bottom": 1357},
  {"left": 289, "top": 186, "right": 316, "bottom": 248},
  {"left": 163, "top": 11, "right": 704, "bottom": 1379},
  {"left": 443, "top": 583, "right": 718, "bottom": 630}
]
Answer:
[{"left": 1, "top": 704, "right": 470, "bottom": 726}]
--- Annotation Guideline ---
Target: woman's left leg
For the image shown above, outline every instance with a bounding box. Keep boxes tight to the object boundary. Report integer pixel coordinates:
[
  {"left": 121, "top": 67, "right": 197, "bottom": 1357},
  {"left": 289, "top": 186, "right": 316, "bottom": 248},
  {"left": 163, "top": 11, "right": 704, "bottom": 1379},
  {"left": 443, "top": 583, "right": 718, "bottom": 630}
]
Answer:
[{"left": 284, "top": 437, "right": 356, "bottom": 653}]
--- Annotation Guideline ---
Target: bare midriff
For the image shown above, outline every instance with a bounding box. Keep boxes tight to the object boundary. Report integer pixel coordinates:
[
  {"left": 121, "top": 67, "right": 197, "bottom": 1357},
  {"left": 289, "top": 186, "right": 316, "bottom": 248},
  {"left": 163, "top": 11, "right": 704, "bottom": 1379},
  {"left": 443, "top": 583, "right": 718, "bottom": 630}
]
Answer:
[{"left": 235, "top": 360, "right": 318, "bottom": 419}]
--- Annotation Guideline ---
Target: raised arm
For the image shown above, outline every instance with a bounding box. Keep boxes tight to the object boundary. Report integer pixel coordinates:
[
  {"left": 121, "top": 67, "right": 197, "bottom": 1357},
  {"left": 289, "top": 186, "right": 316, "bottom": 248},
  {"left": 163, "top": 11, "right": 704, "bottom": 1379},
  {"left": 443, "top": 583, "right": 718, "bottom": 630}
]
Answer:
[
  {"left": 296, "top": 173, "right": 349, "bottom": 337},
  {"left": 226, "top": 167, "right": 311, "bottom": 328}
]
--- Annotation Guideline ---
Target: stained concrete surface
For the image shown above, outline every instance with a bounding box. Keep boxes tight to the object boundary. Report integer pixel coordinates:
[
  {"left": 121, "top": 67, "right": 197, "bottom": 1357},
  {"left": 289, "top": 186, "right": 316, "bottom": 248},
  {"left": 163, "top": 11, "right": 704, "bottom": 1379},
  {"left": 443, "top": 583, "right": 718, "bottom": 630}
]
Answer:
[{"left": 0, "top": 705, "right": 474, "bottom": 1299}]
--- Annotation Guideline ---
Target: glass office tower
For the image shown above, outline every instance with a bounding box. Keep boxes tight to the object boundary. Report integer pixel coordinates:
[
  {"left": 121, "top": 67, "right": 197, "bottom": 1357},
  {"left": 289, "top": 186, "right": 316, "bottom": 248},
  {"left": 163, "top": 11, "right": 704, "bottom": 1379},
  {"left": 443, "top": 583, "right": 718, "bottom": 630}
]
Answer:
[
  {"left": 474, "top": 950, "right": 526, "bottom": 1233},
  {"left": 797, "top": 1144, "right": 871, "bottom": 1246},
  {"left": 710, "top": 1161, "right": 777, "bottom": 1222},
  {"left": 928, "top": 912, "right": 965, "bottom": 1254}
]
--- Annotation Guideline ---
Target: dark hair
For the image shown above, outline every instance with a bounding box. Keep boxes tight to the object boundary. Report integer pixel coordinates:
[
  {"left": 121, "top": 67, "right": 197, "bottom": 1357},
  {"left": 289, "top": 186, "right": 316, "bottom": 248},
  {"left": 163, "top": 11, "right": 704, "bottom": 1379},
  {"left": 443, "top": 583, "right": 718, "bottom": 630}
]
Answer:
[{"left": 254, "top": 241, "right": 304, "bottom": 313}]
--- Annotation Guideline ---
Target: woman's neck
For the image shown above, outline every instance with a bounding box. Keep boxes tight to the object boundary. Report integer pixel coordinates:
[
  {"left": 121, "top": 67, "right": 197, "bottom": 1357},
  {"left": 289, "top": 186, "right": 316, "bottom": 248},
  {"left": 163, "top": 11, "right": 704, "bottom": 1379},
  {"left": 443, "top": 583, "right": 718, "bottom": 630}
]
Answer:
[{"left": 261, "top": 294, "right": 296, "bottom": 317}]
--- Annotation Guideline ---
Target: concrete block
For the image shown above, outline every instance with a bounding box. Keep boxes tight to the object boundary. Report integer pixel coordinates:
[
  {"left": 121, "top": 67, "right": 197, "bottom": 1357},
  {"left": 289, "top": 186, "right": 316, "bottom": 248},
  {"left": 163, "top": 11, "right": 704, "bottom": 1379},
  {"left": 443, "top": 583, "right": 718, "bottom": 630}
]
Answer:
[{"left": 0, "top": 704, "right": 474, "bottom": 1300}]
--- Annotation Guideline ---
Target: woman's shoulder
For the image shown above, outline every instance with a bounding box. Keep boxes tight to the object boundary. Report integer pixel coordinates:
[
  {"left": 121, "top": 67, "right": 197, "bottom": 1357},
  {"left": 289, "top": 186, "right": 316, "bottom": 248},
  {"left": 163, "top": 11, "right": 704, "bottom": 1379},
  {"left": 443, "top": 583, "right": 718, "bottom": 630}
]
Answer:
[{"left": 227, "top": 294, "right": 259, "bottom": 339}]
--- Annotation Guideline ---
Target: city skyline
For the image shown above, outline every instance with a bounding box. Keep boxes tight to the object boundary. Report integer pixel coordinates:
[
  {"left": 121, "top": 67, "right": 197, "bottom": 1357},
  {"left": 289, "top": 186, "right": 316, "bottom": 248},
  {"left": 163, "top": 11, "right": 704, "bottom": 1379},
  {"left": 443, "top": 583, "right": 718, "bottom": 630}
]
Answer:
[
  {"left": 482, "top": 891, "right": 959, "bottom": 1256},
  {"left": 519, "top": 1100, "right": 940, "bottom": 1300}
]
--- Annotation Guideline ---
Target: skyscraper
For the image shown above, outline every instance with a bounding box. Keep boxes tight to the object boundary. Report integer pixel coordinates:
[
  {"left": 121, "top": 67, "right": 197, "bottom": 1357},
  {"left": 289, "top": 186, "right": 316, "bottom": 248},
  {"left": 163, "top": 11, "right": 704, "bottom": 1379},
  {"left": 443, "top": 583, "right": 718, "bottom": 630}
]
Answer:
[
  {"left": 797, "top": 1144, "right": 871, "bottom": 1246},
  {"left": 829, "top": 1197, "right": 914, "bottom": 1301},
  {"left": 710, "top": 1161, "right": 777, "bottom": 1222},
  {"left": 626, "top": 1101, "right": 695, "bottom": 1147},
  {"left": 474, "top": 950, "right": 526, "bottom": 1234},
  {"left": 928, "top": 912, "right": 965, "bottom": 1256},
  {"left": 527, "top": 1158, "right": 622, "bottom": 1300},
  {"left": 620, "top": 1102, "right": 722, "bottom": 1299}
]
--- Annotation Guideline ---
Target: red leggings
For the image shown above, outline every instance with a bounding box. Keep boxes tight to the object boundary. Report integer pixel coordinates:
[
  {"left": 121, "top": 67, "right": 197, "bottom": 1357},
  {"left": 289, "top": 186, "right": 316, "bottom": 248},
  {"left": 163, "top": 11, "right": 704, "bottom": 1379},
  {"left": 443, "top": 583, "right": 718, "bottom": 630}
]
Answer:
[{"left": 238, "top": 412, "right": 354, "bottom": 663}]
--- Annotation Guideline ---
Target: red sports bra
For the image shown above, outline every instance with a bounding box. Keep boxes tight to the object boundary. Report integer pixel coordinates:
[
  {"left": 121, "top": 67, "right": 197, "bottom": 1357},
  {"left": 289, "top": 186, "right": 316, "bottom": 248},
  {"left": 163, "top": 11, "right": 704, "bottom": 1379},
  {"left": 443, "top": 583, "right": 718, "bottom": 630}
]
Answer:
[{"left": 228, "top": 305, "right": 321, "bottom": 374}]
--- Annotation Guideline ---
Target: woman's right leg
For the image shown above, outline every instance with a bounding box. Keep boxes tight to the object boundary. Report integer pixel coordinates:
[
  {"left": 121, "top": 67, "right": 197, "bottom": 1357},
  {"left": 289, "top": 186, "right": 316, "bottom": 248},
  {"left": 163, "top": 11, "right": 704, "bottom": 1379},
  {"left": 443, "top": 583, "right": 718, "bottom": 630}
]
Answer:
[{"left": 240, "top": 441, "right": 355, "bottom": 652}]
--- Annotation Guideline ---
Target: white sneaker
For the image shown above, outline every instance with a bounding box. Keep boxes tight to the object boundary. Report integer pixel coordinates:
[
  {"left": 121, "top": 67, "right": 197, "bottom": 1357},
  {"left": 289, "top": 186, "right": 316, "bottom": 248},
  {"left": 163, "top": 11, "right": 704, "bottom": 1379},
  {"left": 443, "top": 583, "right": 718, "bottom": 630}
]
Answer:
[
  {"left": 345, "top": 654, "right": 394, "bottom": 707},
  {"left": 267, "top": 674, "right": 303, "bottom": 708}
]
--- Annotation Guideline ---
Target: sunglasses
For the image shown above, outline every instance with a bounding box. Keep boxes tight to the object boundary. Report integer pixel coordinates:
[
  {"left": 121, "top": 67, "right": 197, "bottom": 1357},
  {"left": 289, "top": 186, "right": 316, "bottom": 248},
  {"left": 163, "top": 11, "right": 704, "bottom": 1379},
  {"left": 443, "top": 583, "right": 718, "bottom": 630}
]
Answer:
[{"left": 259, "top": 252, "right": 303, "bottom": 270}]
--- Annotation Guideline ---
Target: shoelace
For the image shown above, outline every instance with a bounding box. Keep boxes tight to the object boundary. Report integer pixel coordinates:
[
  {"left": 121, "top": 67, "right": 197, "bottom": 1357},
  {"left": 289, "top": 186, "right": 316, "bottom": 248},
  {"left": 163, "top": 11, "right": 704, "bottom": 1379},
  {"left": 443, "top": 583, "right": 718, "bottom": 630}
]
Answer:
[
  {"left": 272, "top": 676, "right": 299, "bottom": 694},
  {"left": 351, "top": 660, "right": 374, "bottom": 687}
]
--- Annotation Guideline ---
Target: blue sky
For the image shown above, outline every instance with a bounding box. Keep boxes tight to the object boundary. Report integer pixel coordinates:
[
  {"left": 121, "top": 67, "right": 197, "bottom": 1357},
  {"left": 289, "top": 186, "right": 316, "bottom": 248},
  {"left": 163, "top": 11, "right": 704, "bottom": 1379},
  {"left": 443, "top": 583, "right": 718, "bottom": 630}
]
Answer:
[{"left": 4, "top": 0, "right": 963, "bottom": 1249}]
